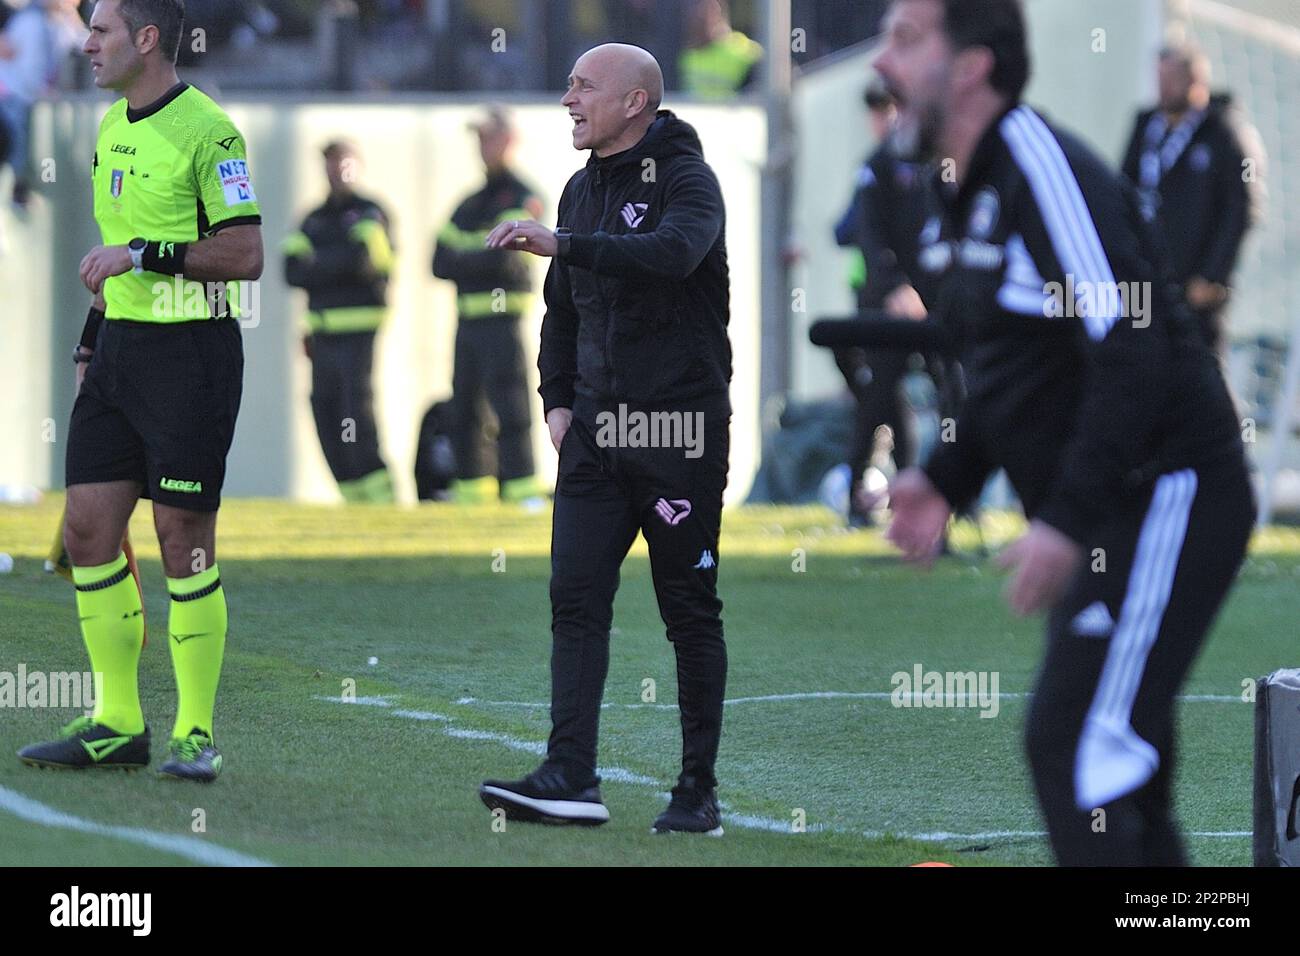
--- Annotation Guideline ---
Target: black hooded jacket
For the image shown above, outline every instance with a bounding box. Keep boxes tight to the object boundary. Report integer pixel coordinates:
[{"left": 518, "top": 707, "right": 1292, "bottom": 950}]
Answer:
[
  {"left": 1120, "top": 94, "right": 1262, "bottom": 286},
  {"left": 538, "top": 111, "right": 732, "bottom": 415}
]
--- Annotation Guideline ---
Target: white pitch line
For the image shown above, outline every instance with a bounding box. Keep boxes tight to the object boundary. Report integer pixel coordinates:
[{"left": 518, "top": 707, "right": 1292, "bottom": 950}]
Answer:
[
  {"left": 895, "top": 829, "right": 1044, "bottom": 841},
  {"left": 319, "top": 695, "right": 1252, "bottom": 843},
  {"left": 0, "top": 785, "right": 273, "bottom": 867},
  {"left": 319, "top": 696, "right": 661, "bottom": 786},
  {"left": 457, "top": 690, "right": 1243, "bottom": 710},
  {"left": 308, "top": 695, "right": 397, "bottom": 707},
  {"left": 456, "top": 695, "right": 675, "bottom": 711},
  {"left": 850, "top": 829, "right": 1252, "bottom": 841},
  {"left": 392, "top": 709, "right": 450, "bottom": 722}
]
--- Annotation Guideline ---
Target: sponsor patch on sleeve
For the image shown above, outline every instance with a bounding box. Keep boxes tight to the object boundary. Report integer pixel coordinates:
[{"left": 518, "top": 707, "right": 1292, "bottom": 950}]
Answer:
[{"left": 215, "top": 158, "right": 257, "bottom": 207}]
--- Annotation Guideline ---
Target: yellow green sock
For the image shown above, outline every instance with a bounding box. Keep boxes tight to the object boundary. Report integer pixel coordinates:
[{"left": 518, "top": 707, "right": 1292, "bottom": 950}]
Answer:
[
  {"left": 73, "top": 553, "right": 145, "bottom": 735},
  {"left": 166, "top": 564, "right": 227, "bottom": 739},
  {"left": 339, "top": 469, "right": 394, "bottom": 504},
  {"left": 500, "top": 474, "right": 548, "bottom": 503},
  {"left": 358, "top": 468, "right": 395, "bottom": 503},
  {"left": 450, "top": 476, "right": 497, "bottom": 504}
]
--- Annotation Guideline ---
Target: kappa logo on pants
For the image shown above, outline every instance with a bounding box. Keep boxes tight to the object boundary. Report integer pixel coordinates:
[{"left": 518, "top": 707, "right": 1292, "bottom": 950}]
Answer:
[
  {"left": 693, "top": 550, "right": 716, "bottom": 570},
  {"left": 653, "top": 497, "right": 692, "bottom": 526}
]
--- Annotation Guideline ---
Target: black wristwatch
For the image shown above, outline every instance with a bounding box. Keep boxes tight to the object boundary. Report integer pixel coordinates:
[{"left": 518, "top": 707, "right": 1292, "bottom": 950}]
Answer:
[
  {"left": 128, "top": 237, "right": 147, "bottom": 273},
  {"left": 554, "top": 227, "right": 572, "bottom": 258},
  {"left": 73, "top": 345, "right": 93, "bottom": 365}
]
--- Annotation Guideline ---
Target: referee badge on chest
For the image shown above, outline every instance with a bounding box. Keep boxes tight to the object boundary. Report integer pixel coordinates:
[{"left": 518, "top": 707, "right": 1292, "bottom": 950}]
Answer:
[
  {"left": 967, "top": 187, "right": 1000, "bottom": 240},
  {"left": 110, "top": 169, "right": 125, "bottom": 199}
]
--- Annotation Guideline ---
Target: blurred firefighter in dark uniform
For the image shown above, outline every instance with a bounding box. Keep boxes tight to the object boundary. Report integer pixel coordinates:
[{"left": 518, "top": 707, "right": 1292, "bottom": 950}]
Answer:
[
  {"left": 283, "top": 139, "right": 396, "bottom": 503},
  {"left": 433, "top": 108, "right": 546, "bottom": 503},
  {"left": 679, "top": 0, "right": 763, "bottom": 99}
]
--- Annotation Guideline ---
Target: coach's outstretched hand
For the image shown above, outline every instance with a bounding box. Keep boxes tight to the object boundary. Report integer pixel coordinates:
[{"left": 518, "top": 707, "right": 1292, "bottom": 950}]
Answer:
[
  {"left": 995, "top": 520, "right": 1082, "bottom": 617},
  {"left": 485, "top": 220, "right": 557, "bottom": 258},
  {"left": 886, "top": 468, "right": 951, "bottom": 566}
]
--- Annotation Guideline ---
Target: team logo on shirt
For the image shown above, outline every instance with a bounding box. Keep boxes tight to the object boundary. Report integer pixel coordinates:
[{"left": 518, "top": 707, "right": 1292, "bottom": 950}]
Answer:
[
  {"left": 110, "top": 169, "right": 125, "bottom": 198},
  {"left": 968, "top": 187, "right": 1001, "bottom": 240},
  {"left": 216, "top": 159, "right": 257, "bottom": 206},
  {"left": 620, "top": 202, "right": 649, "bottom": 228}
]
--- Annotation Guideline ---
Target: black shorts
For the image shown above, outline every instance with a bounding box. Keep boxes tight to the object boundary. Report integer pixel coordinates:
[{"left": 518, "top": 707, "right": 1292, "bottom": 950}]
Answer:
[{"left": 66, "top": 318, "right": 244, "bottom": 512}]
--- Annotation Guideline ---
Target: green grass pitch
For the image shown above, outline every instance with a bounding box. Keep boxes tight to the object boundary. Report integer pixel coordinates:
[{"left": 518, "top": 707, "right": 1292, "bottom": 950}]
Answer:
[{"left": 1, "top": 497, "right": 1297, "bottom": 866}]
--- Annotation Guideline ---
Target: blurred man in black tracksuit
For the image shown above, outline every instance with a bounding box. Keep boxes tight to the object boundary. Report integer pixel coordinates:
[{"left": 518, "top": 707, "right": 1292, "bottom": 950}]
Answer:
[
  {"left": 283, "top": 140, "right": 396, "bottom": 503},
  {"left": 879, "top": 0, "right": 1253, "bottom": 865},
  {"left": 832, "top": 79, "right": 944, "bottom": 523},
  {"left": 1121, "top": 42, "right": 1262, "bottom": 354},
  {"left": 478, "top": 44, "right": 732, "bottom": 836},
  {"left": 432, "top": 109, "right": 546, "bottom": 504}
]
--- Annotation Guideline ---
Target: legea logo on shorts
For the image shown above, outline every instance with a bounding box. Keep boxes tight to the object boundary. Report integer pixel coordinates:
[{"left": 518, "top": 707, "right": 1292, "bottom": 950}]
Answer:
[{"left": 160, "top": 477, "right": 203, "bottom": 494}]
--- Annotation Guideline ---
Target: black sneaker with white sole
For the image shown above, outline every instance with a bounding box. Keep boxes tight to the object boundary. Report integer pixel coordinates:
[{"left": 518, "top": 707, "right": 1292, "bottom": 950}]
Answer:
[
  {"left": 480, "top": 764, "right": 610, "bottom": 826},
  {"left": 652, "top": 778, "right": 724, "bottom": 835}
]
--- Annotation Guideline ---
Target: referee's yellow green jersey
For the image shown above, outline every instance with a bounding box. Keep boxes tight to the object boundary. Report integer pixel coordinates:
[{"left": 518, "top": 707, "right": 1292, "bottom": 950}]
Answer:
[{"left": 93, "top": 83, "right": 262, "bottom": 323}]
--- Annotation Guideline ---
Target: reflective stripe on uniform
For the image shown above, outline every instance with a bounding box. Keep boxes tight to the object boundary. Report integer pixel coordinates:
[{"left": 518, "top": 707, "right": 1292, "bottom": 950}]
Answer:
[
  {"left": 437, "top": 221, "right": 492, "bottom": 251},
  {"left": 306, "top": 306, "right": 387, "bottom": 333},
  {"left": 281, "top": 231, "right": 313, "bottom": 257},
  {"left": 349, "top": 219, "right": 394, "bottom": 275},
  {"left": 438, "top": 206, "right": 538, "bottom": 251},
  {"left": 457, "top": 291, "right": 533, "bottom": 318},
  {"left": 680, "top": 31, "right": 762, "bottom": 100},
  {"left": 493, "top": 207, "right": 535, "bottom": 226}
]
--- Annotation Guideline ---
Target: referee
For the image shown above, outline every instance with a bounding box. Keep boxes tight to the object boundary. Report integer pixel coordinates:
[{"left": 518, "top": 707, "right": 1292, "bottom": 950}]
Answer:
[
  {"left": 877, "top": 0, "right": 1253, "bottom": 864},
  {"left": 19, "top": 0, "right": 263, "bottom": 782},
  {"left": 479, "top": 43, "right": 732, "bottom": 834}
]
